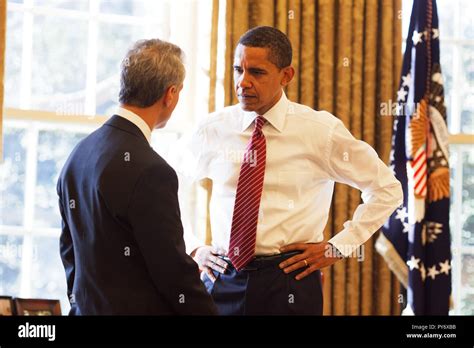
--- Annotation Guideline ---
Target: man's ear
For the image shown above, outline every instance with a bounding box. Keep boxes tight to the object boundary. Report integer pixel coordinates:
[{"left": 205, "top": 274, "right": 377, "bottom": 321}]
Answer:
[
  {"left": 164, "top": 85, "right": 177, "bottom": 107},
  {"left": 280, "top": 66, "right": 295, "bottom": 87}
]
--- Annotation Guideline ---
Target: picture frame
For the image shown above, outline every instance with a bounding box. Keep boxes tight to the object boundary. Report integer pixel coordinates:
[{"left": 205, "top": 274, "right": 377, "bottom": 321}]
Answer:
[
  {"left": 14, "top": 298, "right": 61, "bottom": 316},
  {"left": 0, "top": 296, "right": 14, "bottom": 316}
]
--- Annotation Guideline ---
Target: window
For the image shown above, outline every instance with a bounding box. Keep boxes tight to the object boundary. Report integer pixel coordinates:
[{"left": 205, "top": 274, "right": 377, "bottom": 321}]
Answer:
[
  {"left": 0, "top": 0, "right": 213, "bottom": 314},
  {"left": 403, "top": 0, "right": 474, "bottom": 314}
]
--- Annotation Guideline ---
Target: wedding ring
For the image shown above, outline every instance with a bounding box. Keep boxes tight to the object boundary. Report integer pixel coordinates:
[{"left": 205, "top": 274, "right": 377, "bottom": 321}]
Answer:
[{"left": 304, "top": 259, "right": 308, "bottom": 267}]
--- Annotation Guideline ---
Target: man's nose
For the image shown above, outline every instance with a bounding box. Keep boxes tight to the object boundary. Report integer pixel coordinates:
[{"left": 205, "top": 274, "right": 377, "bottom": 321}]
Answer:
[{"left": 237, "top": 71, "right": 252, "bottom": 89}]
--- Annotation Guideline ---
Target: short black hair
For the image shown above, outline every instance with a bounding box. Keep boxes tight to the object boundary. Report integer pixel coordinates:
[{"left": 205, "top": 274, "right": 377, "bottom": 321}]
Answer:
[{"left": 237, "top": 26, "right": 292, "bottom": 69}]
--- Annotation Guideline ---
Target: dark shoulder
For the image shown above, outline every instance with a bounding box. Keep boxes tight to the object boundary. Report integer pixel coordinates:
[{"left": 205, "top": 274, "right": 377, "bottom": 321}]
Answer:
[{"left": 136, "top": 150, "right": 178, "bottom": 187}]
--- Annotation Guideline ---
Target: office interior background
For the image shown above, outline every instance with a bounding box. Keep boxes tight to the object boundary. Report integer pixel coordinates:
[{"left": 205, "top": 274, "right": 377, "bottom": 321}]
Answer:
[{"left": 0, "top": 0, "right": 472, "bottom": 315}]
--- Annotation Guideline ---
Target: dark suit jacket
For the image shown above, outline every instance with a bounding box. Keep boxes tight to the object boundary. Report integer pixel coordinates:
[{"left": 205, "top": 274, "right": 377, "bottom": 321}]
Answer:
[{"left": 57, "top": 115, "right": 217, "bottom": 315}]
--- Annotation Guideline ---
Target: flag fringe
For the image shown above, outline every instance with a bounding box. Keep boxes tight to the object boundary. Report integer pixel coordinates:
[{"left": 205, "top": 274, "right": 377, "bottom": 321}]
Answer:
[{"left": 375, "top": 233, "right": 408, "bottom": 289}]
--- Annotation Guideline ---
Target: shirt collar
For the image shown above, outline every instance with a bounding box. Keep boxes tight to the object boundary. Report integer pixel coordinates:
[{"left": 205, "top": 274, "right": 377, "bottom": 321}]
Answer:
[
  {"left": 241, "top": 91, "right": 289, "bottom": 133},
  {"left": 115, "top": 106, "right": 152, "bottom": 144}
]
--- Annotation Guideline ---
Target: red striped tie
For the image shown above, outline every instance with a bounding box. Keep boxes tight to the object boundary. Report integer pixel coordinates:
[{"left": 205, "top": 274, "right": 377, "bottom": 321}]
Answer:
[{"left": 228, "top": 116, "right": 266, "bottom": 271}]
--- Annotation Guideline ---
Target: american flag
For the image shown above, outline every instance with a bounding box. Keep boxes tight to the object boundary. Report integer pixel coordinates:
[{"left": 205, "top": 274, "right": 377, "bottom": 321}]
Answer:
[{"left": 375, "top": 0, "right": 452, "bottom": 315}]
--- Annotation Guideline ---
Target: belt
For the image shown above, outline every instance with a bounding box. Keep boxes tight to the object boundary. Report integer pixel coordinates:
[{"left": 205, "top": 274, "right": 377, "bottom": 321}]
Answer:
[{"left": 219, "top": 251, "right": 301, "bottom": 271}]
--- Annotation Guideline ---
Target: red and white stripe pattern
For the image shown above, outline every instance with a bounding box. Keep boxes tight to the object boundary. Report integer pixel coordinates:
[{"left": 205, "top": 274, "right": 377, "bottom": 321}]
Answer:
[
  {"left": 411, "top": 145, "right": 427, "bottom": 197},
  {"left": 228, "top": 116, "right": 266, "bottom": 271}
]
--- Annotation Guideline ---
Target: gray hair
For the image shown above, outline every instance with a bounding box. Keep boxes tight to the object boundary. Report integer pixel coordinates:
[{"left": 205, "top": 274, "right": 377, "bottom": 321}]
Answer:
[
  {"left": 119, "top": 39, "right": 185, "bottom": 108},
  {"left": 238, "top": 26, "right": 292, "bottom": 69}
]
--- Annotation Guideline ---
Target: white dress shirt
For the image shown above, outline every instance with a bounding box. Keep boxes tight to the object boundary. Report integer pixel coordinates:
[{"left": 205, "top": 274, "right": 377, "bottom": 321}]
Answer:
[
  {"left": 115, "top": 106, "right": 152, "bottom": 144},
  {"left": 176, "top": 92, "right": 403, "bottom": 257}
]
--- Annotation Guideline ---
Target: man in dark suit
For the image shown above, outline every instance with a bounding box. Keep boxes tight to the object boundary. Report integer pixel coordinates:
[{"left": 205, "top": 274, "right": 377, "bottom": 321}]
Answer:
[{"left": 57, "top": 39, "right": 217, "bottom": 315}]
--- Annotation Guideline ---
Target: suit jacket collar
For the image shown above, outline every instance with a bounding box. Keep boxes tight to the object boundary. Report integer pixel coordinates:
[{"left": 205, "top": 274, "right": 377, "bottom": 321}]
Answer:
[{"left": 104, "top": 115, "right": 149, "bottom": 144}]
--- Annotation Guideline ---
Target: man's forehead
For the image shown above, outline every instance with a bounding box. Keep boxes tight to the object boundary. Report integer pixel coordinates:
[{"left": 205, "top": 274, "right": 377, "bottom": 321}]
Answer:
[{"left": 234, "top": 45, "right": 271, "bottom": 65}]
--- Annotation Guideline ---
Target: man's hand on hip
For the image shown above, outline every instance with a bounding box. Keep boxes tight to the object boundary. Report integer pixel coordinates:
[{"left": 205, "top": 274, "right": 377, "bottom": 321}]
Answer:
[
  {"left": 193, "top": 246, "right": 228, "bottom": 283},
  {"left": 278, "top": 242, "right": 344, "bottom": 280}
]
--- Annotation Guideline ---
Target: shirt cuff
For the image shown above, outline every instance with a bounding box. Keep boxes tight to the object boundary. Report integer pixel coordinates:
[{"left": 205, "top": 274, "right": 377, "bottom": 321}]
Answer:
[{"left": 328, "top": 225, "right": 376, "bottom": 258}]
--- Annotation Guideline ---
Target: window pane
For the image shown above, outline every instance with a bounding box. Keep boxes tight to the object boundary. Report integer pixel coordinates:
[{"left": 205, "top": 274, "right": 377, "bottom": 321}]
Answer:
[
  {"left": 99, "top": 0, "right": 157, "bottom": 17},
  {"left": 31, "top": 15, "right": 88, "bottom": 112},
  {"left": 460, "top": 94, "right": 474, "bottom": 134},
  {"left": 34, "top": 130, "right": 88, "bottom": 228},
  {"left": 0, "top": 127, "right": 27, "bottom": 226},
  {"left": 461, "top": 46, "right": 474, "bottom": 90},
  {"left": 5, "top": 10, "right": 23, "bottom": 108},
  {"left": 461, "top": 293, "right": 474, "bottom": 315},
  {"left": 460, "top": 0, "right": 474, "bottom": 39},
  {"left": 460, "top": 45, "right": 474, "bottom": 134},
  {"left": 439, "top": 43, "right": 453, "bottom": 95},
  {"left": 463, "top": 217, "right": 474, "bottom": 246},
  {"left": 96, "top": 22, "right": 153, "bottom": 115},
  {"left": 462, "top": 146, "right": 474, "bottom": 246},
  {"left": 439, "top": 43, "right": 454, "bottom": 131},
  {"left": 462, "top": 254, "right": 474, "bottom": 288},
  {"left": 30, "top": 236, "right": 70, "bottom": 314},
  {"left": 96, "top": 79, "right": 119, "bottom": 116},
  {"left": 0, "top": 235, "right": 23, "bottom": 295},
  {"left": 437, "top": 0, "right": 455, "bottom": 39},
  {"left": 34, "top": 0, "right": 89, "bottom": 11}
]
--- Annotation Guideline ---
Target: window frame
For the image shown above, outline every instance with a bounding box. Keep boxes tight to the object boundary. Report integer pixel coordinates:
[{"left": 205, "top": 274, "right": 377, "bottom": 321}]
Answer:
[{"left": 1, "top": 0, "right": 214, "bottom": 313}]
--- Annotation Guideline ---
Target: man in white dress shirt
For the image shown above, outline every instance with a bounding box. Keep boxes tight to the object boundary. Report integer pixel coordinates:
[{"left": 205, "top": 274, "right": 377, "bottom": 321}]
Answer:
[{"left": 179, "top": 26, "right": 403, "bottom": 315}]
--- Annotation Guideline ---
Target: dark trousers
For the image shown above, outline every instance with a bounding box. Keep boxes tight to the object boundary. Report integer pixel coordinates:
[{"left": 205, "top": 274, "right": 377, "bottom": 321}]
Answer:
[{"left": 201, "top": 252, "right": 323, "bottom": 315}]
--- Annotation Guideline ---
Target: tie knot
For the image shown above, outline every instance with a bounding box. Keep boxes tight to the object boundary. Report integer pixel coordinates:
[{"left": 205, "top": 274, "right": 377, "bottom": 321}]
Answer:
[{"left": 254, "top": 116, "right": 266, "bottom": 133}]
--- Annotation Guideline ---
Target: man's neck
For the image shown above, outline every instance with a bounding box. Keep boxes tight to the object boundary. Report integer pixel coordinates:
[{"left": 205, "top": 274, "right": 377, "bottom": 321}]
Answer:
[
  {"left": 120, "top": 104, "right": 156, "bottom": 131},
  {"left": 255, "top": 89, "right": 283, "bottom": 116}
]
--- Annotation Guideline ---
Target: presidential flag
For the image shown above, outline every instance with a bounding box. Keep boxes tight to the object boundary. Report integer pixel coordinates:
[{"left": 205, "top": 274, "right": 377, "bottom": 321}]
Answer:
[{"left": 375, "top": 0, "right": 451, "bottom": 315}]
